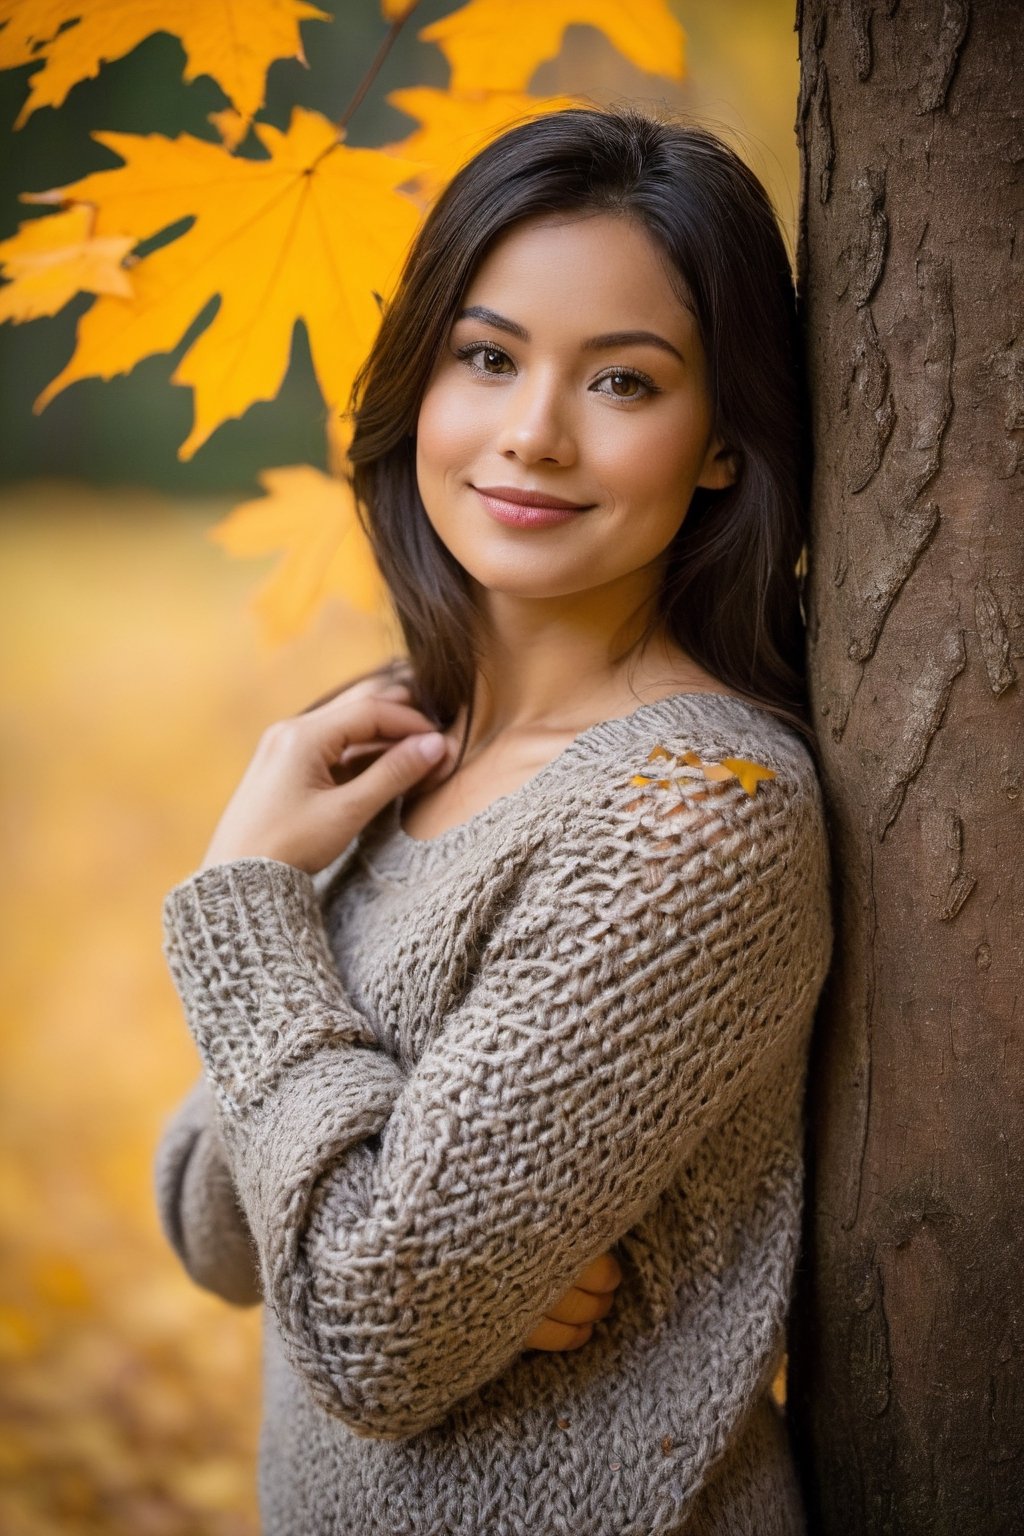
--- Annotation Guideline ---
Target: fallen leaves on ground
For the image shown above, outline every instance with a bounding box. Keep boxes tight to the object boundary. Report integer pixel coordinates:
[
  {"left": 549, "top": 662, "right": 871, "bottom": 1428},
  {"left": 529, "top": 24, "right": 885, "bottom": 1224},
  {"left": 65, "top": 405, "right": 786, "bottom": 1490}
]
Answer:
[{"left": 0, "top": 484, "right": 395, "bottom": 1535}]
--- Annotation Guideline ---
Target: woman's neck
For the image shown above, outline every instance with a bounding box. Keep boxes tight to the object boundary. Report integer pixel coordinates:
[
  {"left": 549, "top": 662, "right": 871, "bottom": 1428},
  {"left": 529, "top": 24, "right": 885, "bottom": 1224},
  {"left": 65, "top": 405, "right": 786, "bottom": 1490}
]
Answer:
[{"left": 455, "top": 589, "right": 718, "bottom": 760}]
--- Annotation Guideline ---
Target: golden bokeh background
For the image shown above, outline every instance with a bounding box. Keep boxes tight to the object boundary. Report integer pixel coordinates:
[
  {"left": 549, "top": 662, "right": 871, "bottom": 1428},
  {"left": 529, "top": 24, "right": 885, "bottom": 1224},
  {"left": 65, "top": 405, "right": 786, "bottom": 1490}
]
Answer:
[{"left": 0, "top": 5, "right": 798, "bottom": 1531}]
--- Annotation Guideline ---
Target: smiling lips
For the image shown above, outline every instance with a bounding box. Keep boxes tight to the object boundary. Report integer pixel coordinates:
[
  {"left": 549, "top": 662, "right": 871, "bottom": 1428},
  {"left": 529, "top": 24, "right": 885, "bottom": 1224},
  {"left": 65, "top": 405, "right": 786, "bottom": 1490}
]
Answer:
[{"left": 473, "top": 484, "right": 594, "bottom": 528}]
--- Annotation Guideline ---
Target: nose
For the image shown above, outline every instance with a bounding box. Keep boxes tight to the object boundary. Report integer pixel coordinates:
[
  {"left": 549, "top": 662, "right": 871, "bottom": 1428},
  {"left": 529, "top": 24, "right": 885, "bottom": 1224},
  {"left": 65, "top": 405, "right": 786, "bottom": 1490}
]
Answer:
[{"left": 494, "top": 368, "right": 577, "bottom": 467}]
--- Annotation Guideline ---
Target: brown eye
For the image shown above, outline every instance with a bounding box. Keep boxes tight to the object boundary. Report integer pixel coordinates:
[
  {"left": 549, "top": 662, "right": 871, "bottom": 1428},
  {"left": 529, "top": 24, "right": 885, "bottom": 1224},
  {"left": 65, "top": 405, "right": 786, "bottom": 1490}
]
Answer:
[
  {"left": 455, "top": 342, "right": 516, "bottom": 376},
  {"left": 609, "top": 372, "right": 639, "bottom": 396},
  {"left": 593, "top": 368, "right": 657, "bottom": 401}
]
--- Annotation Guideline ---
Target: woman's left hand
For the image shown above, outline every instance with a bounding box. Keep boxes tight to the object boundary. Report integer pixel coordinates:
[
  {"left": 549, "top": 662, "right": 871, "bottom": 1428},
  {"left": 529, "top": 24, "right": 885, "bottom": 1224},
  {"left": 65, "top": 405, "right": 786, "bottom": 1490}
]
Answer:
[{"left": 198, "top": 680, "right": 453, "bottom": 876}]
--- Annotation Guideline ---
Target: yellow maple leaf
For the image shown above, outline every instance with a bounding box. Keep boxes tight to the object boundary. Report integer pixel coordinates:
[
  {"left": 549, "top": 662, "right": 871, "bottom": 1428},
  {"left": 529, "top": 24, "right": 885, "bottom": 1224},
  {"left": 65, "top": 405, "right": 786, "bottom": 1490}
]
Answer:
[
  {"left": 0, "top": 204, "right": 133, "bottom": 323},
  {"left": 29, "top": 110, "right": 422, "bottom": 459},
  {"left": 385, "top": 86, "right": 581, "bottom": 201},
  {"left": 0, "top": 0, "right": 329, "bottom": 134},
  {"left": 207, "top": 106, "right": 250, "bottom": 152},
  {"left": 635, "top": 744, "right": 777, "bottom": 798},
  {"left": 721, "top": 757, "right": 777, "bottom": 796},
  {"left": 208, "top": 463, "right": 386, "bottom": 643},
  {"left": 419, "top": 0, "right": 685, "bottom": 94},
  {"left": 700, "top": 761, "right": 736, "bottom": 784}
]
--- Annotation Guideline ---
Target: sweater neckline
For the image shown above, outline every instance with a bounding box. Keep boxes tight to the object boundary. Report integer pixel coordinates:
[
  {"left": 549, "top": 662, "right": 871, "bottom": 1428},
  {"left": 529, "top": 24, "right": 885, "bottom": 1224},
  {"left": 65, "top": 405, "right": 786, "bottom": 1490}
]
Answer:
[{"left": 359, "top": 690, "right": 787, "bottom": 881}]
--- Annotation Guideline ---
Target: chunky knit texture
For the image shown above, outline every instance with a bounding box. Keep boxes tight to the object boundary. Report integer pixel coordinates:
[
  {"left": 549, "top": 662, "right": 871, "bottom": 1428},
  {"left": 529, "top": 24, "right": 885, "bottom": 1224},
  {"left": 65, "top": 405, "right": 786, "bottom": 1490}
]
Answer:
[{"left": 155, "top": 690, "right": 833, "bottom": 1535}]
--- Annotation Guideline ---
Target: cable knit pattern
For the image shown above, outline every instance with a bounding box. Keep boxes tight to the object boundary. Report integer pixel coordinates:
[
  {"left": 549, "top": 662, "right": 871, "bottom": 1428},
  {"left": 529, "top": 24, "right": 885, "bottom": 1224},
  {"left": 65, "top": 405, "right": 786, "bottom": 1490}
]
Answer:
[{"left": 156, "top": 691, "right": 833, "bottom": 1535}]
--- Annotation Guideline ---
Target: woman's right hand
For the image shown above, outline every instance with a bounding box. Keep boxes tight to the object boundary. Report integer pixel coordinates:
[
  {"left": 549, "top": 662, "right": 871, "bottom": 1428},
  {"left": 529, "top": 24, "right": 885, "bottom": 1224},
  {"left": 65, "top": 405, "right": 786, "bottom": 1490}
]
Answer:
[{"left": 523, "top": 1249, "right": 623, "bottom": 1352}]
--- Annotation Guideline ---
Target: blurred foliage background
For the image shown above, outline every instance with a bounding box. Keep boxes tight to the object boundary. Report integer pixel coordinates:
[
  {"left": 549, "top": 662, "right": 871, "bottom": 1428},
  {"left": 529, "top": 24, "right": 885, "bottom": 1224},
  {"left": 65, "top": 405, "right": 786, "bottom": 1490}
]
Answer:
[{"left": 0, "top": 2, "right": 799, "bottom": 1531}]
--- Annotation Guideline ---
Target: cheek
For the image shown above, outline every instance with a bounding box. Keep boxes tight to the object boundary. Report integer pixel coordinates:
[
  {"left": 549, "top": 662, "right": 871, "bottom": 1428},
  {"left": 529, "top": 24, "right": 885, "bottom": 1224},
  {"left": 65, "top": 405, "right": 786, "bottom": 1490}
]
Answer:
[
  {"left": 416, "top": 379, "right": 480, "bottom": 485},
  {"left": 592, "top": 420, "right": 692, "bottom": 507}
]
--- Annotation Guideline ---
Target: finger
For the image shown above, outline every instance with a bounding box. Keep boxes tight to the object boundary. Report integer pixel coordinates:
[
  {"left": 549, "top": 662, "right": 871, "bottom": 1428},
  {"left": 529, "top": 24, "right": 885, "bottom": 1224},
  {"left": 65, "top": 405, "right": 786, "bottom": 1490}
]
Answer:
[
  {"left": 573, "top": 1250, "right": 623, "bottom": 1294},
  {"left": 333, "top": 730, "right": 449, "bottom": 822},
  {"left": 522, "top": 1319, "right": 594, "bottom": 1353},
  {"left": 338, "top": 739, "right": 391, "bottom": 764},
  {"left": 285, "top": 696, "right": 442, "bottom": 759},
  {"left": 543, "top": 1287, "right": 615, "bottom": 1326}
]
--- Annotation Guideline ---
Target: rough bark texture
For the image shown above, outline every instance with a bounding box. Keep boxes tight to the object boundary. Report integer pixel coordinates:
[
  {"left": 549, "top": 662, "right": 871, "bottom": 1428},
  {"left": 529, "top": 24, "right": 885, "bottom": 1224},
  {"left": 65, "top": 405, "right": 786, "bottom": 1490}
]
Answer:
[{"left": 787, "top": 1, "right": 1023, "bottom": 1531}]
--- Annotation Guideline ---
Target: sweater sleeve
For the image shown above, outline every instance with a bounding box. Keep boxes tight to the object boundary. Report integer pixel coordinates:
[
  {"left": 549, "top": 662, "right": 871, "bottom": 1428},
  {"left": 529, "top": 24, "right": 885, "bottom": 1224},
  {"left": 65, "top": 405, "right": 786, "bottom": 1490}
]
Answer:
[
  {"left": 161, "top": 762, "right": 832, "bottom": 1440},
  {"left": 153, "top": 1074, "right": 262, "bottom": 1307}
]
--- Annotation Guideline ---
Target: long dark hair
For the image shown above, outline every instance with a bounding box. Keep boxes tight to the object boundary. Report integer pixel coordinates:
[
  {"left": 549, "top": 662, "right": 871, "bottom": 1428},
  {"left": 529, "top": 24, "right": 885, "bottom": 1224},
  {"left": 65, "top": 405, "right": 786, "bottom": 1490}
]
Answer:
[{"left": 342, "top": 106, "right": 815, "bottom": 757}]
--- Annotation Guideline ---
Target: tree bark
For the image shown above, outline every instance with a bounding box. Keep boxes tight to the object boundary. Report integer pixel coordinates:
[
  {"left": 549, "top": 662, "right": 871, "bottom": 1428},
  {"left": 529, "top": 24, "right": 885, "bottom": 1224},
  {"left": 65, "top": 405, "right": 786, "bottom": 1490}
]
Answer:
[{"left": 787, "top": 1, "right": 1023, "bottom": 1530}]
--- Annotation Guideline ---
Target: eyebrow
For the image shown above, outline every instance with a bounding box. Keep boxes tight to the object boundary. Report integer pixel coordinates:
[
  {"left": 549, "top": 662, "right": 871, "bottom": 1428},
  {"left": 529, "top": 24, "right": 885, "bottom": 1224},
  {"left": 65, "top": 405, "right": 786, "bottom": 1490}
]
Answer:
[{"left": 453, "top": 305, "right": 686, "bottom": 365}]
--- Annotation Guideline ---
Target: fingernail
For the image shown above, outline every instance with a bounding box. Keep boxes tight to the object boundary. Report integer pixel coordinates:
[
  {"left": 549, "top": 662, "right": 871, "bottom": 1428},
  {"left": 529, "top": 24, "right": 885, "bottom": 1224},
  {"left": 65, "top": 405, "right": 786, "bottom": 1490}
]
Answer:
[{"left": 416, "top": 732, "right": 446, "bottom": 762}]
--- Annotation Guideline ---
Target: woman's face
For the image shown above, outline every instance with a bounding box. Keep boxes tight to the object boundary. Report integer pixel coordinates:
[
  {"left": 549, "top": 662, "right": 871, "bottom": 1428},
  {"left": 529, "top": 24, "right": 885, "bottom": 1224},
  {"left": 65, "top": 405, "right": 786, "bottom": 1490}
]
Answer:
[{"left": 414, "top": 211, "right": 736, "bottom": 608}]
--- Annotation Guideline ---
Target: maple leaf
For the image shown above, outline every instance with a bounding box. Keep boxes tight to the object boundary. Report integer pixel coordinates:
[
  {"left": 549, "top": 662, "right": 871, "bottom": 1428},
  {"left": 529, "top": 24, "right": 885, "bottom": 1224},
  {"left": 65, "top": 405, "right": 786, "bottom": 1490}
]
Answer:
[
  {"left": 0, "top": 204, "right": 133, "bottom": 323},
  {"left": 721, "top": 757, "right": 777, "bottom": 796},
  {"left": 636, "top": 744, "right": 777, "bottom": 797},
  {"left": 207, "top": 462, "right": 386, "bottom": 643},
  {"left": 0, "top": 0, "right": 329, "bottom": 136},
  {"left": 385, "top": 85, "right": 581, "bottom": 200},
  {"left": 29, "top": 109, "right": 422, "bottom": 459},
  {"left": 207, "top": 106, "right": 251, "bottom": 153},
  {"left": 419, "top": 0, "right": 686, "bottom": 94}
]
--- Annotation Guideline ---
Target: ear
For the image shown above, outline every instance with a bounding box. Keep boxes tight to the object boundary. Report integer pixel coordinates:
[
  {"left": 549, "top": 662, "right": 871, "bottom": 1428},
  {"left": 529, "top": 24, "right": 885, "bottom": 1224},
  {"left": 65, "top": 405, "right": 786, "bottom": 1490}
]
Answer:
[{"left": 696, "top": 434, "right": 740, "bottom": 492}]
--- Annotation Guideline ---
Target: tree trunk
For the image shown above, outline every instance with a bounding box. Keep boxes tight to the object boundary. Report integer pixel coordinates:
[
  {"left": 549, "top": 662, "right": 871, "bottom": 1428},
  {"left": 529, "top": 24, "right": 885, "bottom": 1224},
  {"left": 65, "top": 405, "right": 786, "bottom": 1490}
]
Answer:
[{"left": 787, "top": 1, "right": 1023, "bottom": 1530}]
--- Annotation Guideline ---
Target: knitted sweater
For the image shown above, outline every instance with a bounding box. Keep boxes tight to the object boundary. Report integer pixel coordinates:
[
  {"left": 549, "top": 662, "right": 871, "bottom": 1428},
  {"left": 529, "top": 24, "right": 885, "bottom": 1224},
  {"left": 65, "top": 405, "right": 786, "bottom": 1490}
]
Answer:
[{"left": 155, "top": 690, "right": 833, "bottom": 1536}]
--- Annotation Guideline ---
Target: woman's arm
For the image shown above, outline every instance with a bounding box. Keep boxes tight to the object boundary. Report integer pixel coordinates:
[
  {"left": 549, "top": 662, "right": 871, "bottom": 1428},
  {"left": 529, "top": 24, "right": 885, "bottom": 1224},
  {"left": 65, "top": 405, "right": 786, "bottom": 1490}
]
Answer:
[
  {"left": 153, "top": 1074, "right": 262, "bottom": 1306},
  {"left": 161, "top": 759, "right": 832, "bottom": 1440}
]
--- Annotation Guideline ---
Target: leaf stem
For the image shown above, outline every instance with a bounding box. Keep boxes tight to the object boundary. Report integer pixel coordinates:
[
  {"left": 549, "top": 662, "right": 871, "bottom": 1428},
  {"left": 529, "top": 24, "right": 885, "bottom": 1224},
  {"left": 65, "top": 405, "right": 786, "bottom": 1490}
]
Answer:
[{"left": 337, "top": 2, "right": 423, "bottom": 135}]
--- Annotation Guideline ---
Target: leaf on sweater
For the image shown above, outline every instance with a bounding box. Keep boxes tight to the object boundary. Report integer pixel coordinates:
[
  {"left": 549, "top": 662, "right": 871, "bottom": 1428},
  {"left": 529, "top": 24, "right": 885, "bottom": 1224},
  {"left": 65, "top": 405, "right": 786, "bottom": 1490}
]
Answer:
[
  {"left": 418, "top": 0, "right": 686, "bottom": 94},
  {"left": 721, "top": 757, "right": 777, "bottom": 796},
  {"left": 631, "top": 744, "right": 776, "bottom": 797},
  {"left": 207, "top": 460, "right": 385, "bottom": 642},
  {"left": 0, "top": 204, "right": 134, "bottom": 322},
  {"left": 0, "top": 0, "right": 330, "bottom": 133},
  {"left": 27, "top": 110, "right": 422, "bottom": 459},
  {"left": 384, "top": 86, "right": 581, "bottom": 200}
]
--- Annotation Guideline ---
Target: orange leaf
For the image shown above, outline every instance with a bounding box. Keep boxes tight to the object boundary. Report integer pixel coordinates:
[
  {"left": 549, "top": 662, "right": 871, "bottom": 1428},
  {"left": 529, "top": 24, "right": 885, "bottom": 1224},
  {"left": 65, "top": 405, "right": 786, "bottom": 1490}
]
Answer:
[
  {"left": 29, "top": 110, "right": 422, "bottom": 459},
  {"left": 700, "top": 761, "right": 736, "bottom": 783},
  {"left": 384, "top": 86, "right": 581, "bottom": 201},
  {"left": 207, "top": 107, "right": 250, "bottom": 152},
  {"left": 633, "top": 746, "right": 777, "bottom": 798},
  {"left": 0, "top": 0, "right": 329, "bottom": 135},
  {"left": 721, "top": 757, "right": 777, "bottom": 796},
  {"left": 419, "top": 0, "right": 686, "bottom": 94},
  {"left": 208, "top": 464, "right": 385, "bottom": 643},
  {"left": 0, "top": 204, "right": 133, "bottom": 322}
]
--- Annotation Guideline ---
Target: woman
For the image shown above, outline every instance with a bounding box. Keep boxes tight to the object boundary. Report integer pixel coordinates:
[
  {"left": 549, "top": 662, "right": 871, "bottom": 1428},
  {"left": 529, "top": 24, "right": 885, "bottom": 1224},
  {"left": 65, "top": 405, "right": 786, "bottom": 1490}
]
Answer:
[{"left": 155, "top": 107, "right": 833, "bottom": 1534}]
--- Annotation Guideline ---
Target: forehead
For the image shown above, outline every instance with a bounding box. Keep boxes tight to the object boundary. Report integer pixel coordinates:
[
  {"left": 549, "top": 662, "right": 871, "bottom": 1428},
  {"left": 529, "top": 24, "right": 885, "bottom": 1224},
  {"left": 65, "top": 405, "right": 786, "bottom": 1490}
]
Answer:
[{"left": 460, "top": 212, "right": 697, "bottom": 333}]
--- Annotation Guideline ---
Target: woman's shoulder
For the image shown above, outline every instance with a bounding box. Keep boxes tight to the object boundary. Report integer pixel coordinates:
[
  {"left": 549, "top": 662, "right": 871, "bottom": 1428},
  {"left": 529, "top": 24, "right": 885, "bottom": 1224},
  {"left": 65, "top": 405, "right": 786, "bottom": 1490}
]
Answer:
[
  {"left": 565, "top": 687, "right": 820, "bottom": 802},
  {"left": 545, "top": 688, "right": 829, "bottom": 893}
]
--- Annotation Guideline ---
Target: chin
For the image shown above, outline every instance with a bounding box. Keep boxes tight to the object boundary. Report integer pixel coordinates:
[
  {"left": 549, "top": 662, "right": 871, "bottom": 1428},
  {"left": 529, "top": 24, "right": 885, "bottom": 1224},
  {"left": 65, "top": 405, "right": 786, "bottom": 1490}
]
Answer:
[{"left": 466, "top": 562, "right": 597, "bottom": 602}]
